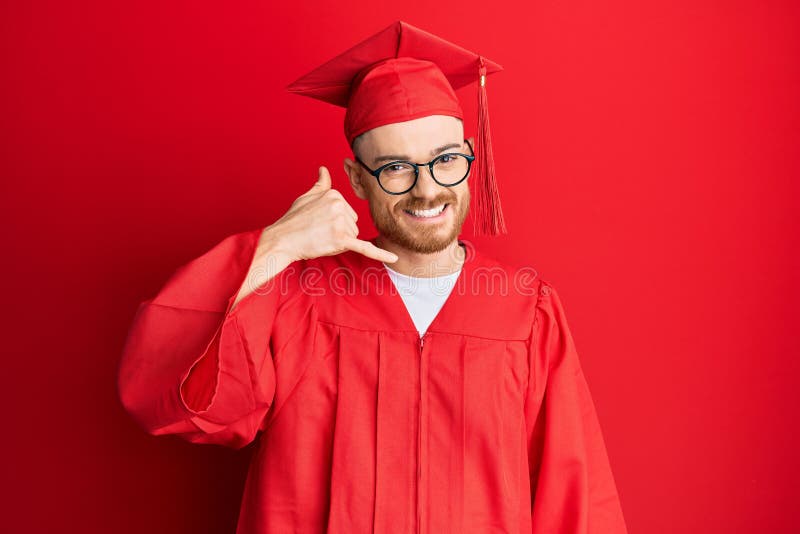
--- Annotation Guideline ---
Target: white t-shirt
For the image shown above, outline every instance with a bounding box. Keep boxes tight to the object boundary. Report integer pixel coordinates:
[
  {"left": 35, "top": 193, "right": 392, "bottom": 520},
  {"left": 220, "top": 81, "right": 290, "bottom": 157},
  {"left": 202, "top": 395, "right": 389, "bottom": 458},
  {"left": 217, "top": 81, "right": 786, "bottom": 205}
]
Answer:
[{"left": 383, "top": 263, "right": 462, "bottom": 337}]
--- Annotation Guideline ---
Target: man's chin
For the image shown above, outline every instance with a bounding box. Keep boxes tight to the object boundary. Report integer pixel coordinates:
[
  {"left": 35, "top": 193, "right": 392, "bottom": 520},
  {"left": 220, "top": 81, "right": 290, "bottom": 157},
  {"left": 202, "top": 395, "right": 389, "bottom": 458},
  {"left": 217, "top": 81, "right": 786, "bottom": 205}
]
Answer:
[{"left": 381, "top": 222, "right": 459, "bottom": 254}]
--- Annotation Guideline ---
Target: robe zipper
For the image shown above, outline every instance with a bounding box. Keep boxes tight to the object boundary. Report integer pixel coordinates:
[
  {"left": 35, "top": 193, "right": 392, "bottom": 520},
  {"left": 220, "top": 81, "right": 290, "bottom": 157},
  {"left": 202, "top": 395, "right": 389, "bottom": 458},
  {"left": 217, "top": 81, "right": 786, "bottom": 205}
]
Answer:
[{"left": 417, "top": 333, "right": 426, "bottom": 534}]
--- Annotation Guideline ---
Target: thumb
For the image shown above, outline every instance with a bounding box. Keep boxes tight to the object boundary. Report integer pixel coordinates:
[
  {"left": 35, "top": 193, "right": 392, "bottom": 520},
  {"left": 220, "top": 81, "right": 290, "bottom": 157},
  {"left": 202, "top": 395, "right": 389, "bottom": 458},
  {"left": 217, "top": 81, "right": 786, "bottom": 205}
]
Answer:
[{"left": 310, "top": 166, "right": 332, "bottom": 192}]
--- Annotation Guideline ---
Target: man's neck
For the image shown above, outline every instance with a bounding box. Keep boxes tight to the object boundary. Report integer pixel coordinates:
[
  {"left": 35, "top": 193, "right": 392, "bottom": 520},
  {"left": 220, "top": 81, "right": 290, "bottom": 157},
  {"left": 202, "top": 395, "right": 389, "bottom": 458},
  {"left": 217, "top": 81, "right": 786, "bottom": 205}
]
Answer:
[{"left": 374, "top": 235, "right": 465, "bottom": 278}]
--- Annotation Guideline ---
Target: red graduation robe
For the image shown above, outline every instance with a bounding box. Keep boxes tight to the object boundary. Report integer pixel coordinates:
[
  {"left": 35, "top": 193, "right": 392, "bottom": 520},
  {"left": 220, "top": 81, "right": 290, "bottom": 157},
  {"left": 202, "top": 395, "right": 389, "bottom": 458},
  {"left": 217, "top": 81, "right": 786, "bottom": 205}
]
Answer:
[{"left": 118, "top": 227, "right": 628, "bottom": 534}]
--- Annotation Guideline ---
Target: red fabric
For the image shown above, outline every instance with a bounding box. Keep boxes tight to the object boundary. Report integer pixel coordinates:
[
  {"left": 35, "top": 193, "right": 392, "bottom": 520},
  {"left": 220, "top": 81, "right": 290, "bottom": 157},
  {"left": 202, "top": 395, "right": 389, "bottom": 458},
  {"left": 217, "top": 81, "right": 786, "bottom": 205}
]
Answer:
[
  {"left": 344, "top": 57, "right": 464, "bottom": 145},
  {"left": 118, "top": 228, "right": 628, "bottom": 533}
]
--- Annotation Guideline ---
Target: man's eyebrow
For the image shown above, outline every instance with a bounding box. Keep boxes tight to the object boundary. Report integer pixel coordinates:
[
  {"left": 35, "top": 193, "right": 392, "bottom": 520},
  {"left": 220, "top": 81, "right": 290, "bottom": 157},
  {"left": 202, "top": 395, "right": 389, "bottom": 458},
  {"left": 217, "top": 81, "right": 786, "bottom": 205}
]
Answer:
[{"left": 372, "top": 142, "right": 463, "bottom": 165}]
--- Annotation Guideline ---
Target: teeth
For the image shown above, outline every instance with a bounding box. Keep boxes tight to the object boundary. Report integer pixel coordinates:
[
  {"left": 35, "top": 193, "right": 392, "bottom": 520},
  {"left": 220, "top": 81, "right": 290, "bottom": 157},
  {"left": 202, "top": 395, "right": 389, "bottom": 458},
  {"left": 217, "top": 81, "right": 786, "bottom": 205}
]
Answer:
[{"left": 408, "top": 204, "right": 446, "bottom": 218}]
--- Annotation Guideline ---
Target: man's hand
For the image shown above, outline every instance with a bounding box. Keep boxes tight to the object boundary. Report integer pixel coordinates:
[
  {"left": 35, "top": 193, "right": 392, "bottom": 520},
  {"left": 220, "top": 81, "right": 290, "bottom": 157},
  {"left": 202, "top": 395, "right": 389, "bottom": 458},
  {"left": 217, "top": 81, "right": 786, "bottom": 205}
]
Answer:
[
  {"left": 231, "top": 166, "right": 398, "bottom": 309},
  {"left": 266, "top": 166, "right": 398, "bottom": 264}
]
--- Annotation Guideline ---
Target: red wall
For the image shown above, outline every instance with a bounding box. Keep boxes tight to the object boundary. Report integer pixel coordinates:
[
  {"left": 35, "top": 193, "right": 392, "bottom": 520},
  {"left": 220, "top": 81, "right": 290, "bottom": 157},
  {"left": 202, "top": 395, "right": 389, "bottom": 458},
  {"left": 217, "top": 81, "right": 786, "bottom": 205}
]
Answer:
[{"left": 2, "top": 1, "right": 797, "bottom": 532}]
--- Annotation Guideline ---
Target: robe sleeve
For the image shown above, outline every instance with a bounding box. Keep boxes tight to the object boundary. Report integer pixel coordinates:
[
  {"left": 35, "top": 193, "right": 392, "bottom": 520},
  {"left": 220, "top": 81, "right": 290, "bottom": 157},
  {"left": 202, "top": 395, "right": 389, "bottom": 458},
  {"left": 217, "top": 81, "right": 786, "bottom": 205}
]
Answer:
[
  {"left": 117, "top": 227, "right": 297, "bottom": 450},
  {"left": 525, "top": 281, "right": 628, "bottom": 533}
]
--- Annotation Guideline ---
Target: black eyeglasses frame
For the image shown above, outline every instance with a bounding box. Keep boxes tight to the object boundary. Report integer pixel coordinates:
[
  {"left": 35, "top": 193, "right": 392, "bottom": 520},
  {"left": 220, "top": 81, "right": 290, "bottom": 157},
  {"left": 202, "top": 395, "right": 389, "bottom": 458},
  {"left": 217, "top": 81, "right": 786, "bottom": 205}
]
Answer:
[{"left": 354, "top": 138, "right": 476, "bottom": 195}]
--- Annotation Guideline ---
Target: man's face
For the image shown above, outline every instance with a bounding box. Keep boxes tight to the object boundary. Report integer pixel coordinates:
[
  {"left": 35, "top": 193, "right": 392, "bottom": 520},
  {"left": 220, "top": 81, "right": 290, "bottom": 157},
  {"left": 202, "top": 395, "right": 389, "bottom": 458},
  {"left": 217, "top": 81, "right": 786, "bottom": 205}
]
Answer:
[{"left": 345, "top": 115, "right": 471, "bottom": 254}]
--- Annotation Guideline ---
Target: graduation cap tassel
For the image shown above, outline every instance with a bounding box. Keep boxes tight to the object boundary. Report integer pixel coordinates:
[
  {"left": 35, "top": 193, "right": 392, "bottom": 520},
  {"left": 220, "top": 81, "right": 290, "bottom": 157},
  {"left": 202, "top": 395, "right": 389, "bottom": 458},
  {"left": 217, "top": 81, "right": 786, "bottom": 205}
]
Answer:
[{"left": 473, "top": 56, "right": 507, "bottom": 236}]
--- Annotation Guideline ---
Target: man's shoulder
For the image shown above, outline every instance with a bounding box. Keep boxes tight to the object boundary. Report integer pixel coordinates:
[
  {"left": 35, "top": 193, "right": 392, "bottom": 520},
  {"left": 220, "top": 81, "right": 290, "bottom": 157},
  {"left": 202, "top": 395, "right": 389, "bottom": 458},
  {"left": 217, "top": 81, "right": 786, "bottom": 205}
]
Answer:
[{"left": 466, "top": 243, "right": 548, "bottom": 296}]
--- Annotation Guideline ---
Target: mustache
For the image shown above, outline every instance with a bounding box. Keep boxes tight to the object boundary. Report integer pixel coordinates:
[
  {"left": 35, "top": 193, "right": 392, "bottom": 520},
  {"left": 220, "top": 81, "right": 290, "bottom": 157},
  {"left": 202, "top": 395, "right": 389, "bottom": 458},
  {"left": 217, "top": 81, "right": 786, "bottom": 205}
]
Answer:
[{"left": 400, "top": 195, "right": 456, "bottom": 211}]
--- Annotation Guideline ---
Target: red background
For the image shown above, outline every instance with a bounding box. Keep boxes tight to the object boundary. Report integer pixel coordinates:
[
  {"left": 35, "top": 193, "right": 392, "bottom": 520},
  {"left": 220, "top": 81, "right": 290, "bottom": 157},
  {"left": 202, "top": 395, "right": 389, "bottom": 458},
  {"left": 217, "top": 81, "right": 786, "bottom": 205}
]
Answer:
[{"left": 2, "top": 1, "right": 798, "bottom": 532}]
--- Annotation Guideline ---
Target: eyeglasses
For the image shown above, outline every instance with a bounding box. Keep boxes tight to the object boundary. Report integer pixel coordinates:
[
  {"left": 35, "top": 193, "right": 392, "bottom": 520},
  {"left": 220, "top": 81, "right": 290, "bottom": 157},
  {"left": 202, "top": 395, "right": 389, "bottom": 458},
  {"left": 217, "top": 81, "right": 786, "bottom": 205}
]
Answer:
[{"left": 355, "top": 139, "right": 476, "bottom": 195}]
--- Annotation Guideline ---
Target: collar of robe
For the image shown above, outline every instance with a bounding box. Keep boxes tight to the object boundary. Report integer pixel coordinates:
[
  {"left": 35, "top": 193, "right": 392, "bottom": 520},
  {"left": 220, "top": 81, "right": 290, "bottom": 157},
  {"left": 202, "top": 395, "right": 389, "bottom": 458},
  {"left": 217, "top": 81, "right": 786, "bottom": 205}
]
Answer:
[{"left": 289, "top": 237, "right": 536, "bottom": 342}]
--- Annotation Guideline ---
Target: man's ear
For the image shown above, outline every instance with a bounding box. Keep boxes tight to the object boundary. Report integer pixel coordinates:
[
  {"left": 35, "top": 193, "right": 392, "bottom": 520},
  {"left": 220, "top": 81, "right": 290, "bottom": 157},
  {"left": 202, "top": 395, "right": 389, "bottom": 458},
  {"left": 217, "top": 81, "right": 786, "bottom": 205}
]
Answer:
[
  {"left": 466, "top": 136, "right": 475, "bottom": 154},
  {"left": 343, "top": 157, "right": 368, "bottom": 200}
]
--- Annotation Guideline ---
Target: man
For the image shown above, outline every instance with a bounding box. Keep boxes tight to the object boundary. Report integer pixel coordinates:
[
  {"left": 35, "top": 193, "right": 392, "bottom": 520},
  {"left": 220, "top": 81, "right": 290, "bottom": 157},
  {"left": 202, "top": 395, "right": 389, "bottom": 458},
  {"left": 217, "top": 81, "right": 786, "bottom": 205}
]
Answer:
[{"left": 118, "top": 20, "right": 628, "bottom": 534}]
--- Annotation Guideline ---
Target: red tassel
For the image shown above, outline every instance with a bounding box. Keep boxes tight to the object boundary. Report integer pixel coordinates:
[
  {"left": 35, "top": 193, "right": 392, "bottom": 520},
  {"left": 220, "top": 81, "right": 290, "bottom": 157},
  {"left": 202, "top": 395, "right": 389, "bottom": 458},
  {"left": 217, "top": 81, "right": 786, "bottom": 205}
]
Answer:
[{"left": 473, "top": 56, "right": 507, "bottom": 235}]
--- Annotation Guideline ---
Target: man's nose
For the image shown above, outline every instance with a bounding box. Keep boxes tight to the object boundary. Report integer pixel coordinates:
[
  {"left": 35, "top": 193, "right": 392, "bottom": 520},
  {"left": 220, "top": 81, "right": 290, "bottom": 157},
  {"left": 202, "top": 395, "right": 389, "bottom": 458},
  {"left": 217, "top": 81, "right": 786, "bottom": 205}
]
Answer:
[{"left": 412, "top": 165, "right": 441, "bottom": 199}]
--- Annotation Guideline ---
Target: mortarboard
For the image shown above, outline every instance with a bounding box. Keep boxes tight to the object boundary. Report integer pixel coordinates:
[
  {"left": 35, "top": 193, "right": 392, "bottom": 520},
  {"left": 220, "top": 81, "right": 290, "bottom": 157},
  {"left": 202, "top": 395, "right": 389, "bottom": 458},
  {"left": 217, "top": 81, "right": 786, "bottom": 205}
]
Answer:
[{"left": 287, "top": 20, "right": 507, "bottom": 235}]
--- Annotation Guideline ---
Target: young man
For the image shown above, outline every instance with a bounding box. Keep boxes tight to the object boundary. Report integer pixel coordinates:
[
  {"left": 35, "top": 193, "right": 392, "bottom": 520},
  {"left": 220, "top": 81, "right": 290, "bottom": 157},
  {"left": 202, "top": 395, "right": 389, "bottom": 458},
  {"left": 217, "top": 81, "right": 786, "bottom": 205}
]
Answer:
[{"left": 118, "top": 20, "right": 628, "bottom": 534}]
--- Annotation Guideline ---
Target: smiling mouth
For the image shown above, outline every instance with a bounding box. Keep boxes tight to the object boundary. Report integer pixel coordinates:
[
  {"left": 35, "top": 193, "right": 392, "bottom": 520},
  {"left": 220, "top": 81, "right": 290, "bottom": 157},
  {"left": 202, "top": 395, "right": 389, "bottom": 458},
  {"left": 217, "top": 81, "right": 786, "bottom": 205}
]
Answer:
[{"left": 403, "top": 203, "right": 449, "bottom": 218}]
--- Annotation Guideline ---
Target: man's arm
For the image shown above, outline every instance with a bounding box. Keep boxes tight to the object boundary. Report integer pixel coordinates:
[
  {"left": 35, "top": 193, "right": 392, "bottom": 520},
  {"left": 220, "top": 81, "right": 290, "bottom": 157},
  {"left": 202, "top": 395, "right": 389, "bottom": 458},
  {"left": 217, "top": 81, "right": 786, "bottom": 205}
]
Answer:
[
  {"left": 229, "top": 227, "right": 293, "bottom": 311},
  {"left": 117, "top": 227, "right": 288, "bottom": 449},
  {"left": 117, "top": 167, "right": 396, "bottom": 449}
]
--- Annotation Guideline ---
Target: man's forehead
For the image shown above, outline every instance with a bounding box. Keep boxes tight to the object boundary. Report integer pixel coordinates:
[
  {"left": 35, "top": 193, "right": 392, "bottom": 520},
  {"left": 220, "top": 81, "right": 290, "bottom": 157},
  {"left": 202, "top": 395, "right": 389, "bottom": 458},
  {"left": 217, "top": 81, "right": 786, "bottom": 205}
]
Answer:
[{"left": 358, "top": 116, "right": 464, "bottom": 158}]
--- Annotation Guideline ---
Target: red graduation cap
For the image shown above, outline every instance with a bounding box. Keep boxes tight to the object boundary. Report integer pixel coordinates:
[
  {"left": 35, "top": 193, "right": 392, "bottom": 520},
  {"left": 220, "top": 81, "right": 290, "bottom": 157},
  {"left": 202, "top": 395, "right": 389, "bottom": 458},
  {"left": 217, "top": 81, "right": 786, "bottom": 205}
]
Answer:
[{"left": 287, "top": 20, "right": 507, "bottom": 235}]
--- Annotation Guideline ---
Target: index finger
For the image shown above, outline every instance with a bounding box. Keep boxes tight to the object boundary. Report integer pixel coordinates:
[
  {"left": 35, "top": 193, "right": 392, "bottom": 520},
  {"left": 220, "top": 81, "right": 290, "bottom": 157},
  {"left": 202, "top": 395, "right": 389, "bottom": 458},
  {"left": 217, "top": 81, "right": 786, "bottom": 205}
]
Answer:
[{"left": 342, "top": 237, "right": 399, "bottom": 263}]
